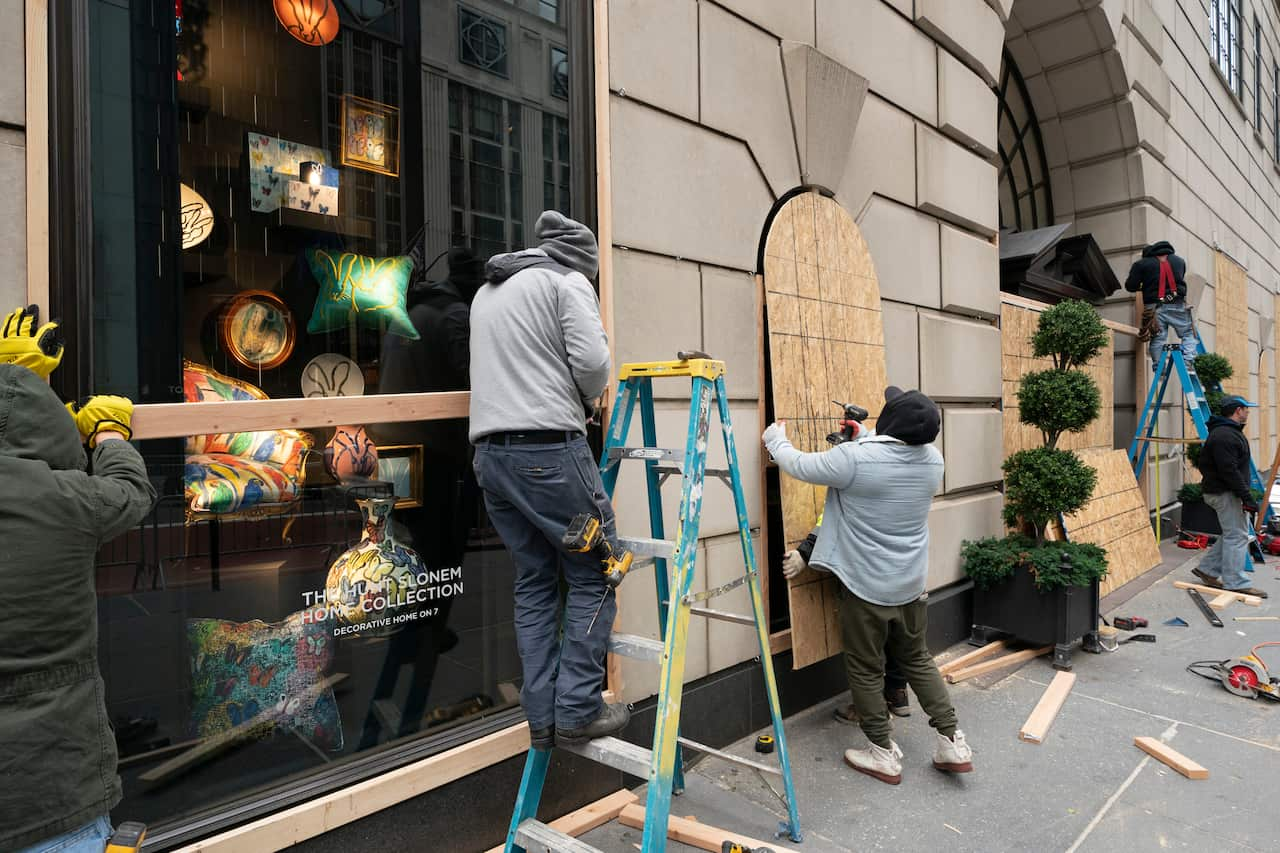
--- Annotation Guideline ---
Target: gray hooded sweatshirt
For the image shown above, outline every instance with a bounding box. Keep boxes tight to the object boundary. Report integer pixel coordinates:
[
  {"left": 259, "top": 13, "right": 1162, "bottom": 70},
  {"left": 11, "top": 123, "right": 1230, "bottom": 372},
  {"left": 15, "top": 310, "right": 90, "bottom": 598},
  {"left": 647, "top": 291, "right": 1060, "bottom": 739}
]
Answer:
[{"left": 468, "top": 213, "right": 611, "bottom": 442}]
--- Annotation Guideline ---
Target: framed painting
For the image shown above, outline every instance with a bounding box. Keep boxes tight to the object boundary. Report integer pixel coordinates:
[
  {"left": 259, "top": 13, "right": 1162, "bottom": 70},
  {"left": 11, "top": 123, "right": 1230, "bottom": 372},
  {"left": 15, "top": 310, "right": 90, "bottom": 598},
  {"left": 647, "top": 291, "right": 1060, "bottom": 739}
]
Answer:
[
  {"left": 220, "top": 290, "right": 296, "bottom": 370},
  {"left": 376, "top": 445, "right": 423, "bottom": 509},
  {"left": 341, "top": 94, "right": 400, "bottom": 178}
]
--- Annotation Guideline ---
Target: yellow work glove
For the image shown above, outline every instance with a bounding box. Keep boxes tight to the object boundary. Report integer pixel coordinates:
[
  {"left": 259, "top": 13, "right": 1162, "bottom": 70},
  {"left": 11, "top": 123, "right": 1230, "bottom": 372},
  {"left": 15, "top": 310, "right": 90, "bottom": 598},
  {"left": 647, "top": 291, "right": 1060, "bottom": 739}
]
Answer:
[
  {"left": 0, "top": 305, "right": 64, "bottom": 379},
  {"left": 66, "top": 395, "right": 135, "bottom": 448}
]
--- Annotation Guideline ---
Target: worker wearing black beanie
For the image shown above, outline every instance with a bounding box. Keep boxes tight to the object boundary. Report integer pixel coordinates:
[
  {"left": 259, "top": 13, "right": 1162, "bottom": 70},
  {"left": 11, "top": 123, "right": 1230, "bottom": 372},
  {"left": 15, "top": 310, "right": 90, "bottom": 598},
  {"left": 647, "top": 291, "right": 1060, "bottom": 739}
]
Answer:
[{"left": 875, "top": 386, "right": 940, "bottom": 445}]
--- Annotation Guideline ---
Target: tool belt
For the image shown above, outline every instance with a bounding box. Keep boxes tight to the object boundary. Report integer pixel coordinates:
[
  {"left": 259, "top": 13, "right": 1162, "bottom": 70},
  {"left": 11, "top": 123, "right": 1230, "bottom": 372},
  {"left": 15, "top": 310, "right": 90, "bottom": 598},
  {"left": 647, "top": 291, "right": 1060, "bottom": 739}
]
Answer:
[{"left": 1138, "top": 306, "right": 1159, "bottom": 342}]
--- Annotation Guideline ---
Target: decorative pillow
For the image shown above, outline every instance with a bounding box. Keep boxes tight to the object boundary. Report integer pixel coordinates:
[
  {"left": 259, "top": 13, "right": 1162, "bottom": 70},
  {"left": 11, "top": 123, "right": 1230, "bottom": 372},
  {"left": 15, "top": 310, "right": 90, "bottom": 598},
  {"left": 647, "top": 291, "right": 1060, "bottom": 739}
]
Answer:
[
  {"left": 185, "top": 455, "right": 303, "bottom": 514},
  {"left": 182, "top": 361, "right": 313, "bottom": 476},
  {"left": 187, "top": 613, "right": 343, "bottom": 752},
  {"left": 305, "top": 249, "right": 418, "bottom": 340}
]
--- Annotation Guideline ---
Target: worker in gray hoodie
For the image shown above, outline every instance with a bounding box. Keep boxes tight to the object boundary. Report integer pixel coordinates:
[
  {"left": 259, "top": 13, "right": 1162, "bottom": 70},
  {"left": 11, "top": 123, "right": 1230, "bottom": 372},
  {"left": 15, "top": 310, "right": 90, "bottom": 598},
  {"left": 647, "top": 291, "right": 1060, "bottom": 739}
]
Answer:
[
  {"left": 469, "top": 211, "right": 627, "bottom": 750},
  {"left": 764, "top": 387, "right": 972, "bottom": 786}
]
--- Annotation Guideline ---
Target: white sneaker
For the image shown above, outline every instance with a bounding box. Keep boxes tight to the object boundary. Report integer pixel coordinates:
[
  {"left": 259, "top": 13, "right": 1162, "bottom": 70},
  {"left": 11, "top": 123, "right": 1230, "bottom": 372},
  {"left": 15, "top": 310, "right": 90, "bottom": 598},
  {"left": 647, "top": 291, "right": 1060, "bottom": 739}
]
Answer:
[
  {"left": 933, "top": 729, "right": 973, "bottom": 773},
  {"left": 843, "top": 740, "right": 904, "bottom": 785}
]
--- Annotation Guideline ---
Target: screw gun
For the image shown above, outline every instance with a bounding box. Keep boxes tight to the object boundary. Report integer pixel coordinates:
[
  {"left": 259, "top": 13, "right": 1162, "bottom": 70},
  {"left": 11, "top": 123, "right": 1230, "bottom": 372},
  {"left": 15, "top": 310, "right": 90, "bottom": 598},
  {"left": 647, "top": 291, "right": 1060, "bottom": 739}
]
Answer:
[
  {"left": 562, "top": 513, "right": 634, "bottom": 587},
  {"left": 826, "top": 400, "right": 870, "bottom": 445}
]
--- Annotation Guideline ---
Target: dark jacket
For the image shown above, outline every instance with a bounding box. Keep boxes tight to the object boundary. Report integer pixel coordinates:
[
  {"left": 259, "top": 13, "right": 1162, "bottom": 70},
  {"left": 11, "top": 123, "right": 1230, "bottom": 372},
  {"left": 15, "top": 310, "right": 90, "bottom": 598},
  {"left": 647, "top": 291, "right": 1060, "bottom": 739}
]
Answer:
[
  {"left": 1198, "top": 415, "right": 1253, "bottom": 500},
  {"left": 1124, "top": 241, "right": 1187, "bottom": 305},
  {"left": 0, "top": 365, "right": 156, "bottom": 849}
]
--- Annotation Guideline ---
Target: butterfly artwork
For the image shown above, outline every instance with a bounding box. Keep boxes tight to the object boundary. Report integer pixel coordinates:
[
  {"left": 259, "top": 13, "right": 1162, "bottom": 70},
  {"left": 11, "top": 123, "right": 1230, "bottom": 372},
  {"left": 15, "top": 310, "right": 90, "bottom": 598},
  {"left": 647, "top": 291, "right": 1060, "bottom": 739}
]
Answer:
[
  {"left": 247, "top": 132, "right": 327, "bottom": 214},
  {"left": 249, "top": 663, "right": 278, "bottom": 687},
  {"left": 341, "top": 94, "right": 399, "bottom": 177},
  {"left": 305, "top": 634, "right": 327, "bottom": 656},
  {"left": 226, "top": 699, "right": 261, "bottom": 727}
]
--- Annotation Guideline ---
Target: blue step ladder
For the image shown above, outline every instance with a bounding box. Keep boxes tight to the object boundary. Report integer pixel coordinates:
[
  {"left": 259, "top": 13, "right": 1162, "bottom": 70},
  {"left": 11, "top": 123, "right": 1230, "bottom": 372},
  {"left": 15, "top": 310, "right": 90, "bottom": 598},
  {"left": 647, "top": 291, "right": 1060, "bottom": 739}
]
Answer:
[
  {"left": 503, "top": 355, "right": 802, "bottom": 853},
  {"left": 1129, "top": 341, "right": 1270, "bottom": 566}
]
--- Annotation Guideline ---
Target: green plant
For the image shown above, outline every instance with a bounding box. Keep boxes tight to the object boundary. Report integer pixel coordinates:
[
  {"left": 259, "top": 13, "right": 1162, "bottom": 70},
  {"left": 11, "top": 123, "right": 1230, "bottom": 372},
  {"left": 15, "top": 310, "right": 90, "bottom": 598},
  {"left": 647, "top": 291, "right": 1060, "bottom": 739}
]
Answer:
[
  {"left": 1193, "top": 352, "right": 1233, "bottom": 386},
  {"left": 1031, "top": 300, "right": 1110, "bottom": 371},
  {"left": 1017, "top": 369, "right": 1102, "bottom": 449},
  {"left": 1187, "top": 442, "right": 1202, "bottom": 468},
  {"left": 961, "top": 535, "right": 1108, "bottom": 591},
  {"left": 1177, "top": 482, "right": 1203, "bottom": 503},
  {"left": 1205, "top": 389, "right": 1228, "bottom": 416},
  {"left": 1002, "top": 448, "right": 1099, "bottom": 542}
]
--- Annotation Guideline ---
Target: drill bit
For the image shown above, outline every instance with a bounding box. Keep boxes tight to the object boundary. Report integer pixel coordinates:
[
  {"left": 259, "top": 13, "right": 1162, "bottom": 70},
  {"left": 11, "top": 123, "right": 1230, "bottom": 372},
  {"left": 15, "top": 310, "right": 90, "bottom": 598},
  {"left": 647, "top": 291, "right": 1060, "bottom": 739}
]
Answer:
[{"left": 587, "top": 585, "right": 614, "bottom": 635}]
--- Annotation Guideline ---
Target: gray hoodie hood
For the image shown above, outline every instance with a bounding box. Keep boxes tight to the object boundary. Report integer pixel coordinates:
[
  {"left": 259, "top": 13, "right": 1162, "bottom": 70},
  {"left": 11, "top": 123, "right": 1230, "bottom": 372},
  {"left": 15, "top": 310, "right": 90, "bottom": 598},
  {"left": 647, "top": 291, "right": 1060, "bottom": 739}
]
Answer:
[
  {"left": 0, "top": 363, "right": 86, "bottom": 471},
  {"left": 535, "top": 211, "right": 599, "bottom": 279}
]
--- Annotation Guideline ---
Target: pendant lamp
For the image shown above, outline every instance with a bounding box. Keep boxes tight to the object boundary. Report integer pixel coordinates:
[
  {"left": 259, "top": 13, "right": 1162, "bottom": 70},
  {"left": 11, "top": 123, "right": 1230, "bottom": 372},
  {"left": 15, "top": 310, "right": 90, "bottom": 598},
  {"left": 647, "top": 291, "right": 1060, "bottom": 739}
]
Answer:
[{"left": 274, "top": 0, "right": 340, "bottom": 46}]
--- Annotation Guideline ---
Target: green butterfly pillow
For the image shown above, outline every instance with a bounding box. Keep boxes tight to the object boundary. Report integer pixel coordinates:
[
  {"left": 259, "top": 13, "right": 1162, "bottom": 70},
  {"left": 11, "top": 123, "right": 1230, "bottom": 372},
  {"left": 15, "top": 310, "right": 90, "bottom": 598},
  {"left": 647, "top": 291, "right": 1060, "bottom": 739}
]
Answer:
[{"left": 305, "top": 248, "right": 419, "bottom": 340}]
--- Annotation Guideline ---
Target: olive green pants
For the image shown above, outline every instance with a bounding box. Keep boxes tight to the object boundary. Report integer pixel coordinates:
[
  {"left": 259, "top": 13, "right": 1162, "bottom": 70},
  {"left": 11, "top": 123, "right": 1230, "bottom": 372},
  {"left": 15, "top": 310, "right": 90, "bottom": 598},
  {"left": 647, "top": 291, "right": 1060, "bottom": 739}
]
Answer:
[{"left": 838, "top": 585, "right": 958, "bottom": 748}]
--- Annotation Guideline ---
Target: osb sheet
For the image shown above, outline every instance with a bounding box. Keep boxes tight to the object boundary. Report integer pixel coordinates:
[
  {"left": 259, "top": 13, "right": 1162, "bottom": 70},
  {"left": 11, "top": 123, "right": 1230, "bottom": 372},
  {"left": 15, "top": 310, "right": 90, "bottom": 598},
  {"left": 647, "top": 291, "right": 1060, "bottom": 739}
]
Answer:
[
  {"left": 1214, "top": 252, "right": 1249, "bottom": 398},
  {"left": 1057, "top": 449, "right": 1162, "bottom": 597},
  {"left": 1001, "top": 303, "right": 1114, "bottom": 458},
  {"left": 765, "top": 191, "right": 887, "bottom": 668}
]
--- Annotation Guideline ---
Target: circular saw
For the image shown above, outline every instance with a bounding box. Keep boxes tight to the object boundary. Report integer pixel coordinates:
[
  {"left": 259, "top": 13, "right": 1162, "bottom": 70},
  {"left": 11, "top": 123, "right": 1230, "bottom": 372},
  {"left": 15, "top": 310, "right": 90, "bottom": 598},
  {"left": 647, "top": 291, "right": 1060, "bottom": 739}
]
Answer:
[{"left": 1218, "top": 643, "right": 1280, "bottom": 701}]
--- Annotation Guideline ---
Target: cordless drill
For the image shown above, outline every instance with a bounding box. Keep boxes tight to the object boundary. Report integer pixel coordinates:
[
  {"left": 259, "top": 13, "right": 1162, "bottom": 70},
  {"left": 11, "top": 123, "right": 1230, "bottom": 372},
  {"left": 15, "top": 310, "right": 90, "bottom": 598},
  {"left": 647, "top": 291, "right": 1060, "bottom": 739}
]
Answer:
[
  {"left": 562, "top": 514, "right": 634, "bottom": 587},
  {"left": 826, "top": 400, "right": 870, "bottom": 445}
]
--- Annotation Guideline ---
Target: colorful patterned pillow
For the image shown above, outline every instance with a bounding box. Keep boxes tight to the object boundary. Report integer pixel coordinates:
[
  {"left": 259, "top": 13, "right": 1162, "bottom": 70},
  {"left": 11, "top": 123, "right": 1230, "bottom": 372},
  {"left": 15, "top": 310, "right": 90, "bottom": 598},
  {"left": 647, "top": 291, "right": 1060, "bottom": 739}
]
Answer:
[
  {"left": 187, "top": 613, "right": 343, "bottom": 752},
  {"left": 184, "top": 455, "right": 303, "bottom": 514},
  {"left": 305, "top": 249, "right": 418, "bottom": 340}
]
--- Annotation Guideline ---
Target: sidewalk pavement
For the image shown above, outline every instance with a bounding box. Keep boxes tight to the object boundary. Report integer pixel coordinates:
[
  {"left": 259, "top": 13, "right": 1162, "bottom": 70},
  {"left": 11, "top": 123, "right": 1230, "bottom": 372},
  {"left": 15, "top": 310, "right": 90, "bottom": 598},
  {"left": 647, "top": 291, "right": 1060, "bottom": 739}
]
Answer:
[{"left": 580, "top": 544, "right": 1280, "bottom": 852}]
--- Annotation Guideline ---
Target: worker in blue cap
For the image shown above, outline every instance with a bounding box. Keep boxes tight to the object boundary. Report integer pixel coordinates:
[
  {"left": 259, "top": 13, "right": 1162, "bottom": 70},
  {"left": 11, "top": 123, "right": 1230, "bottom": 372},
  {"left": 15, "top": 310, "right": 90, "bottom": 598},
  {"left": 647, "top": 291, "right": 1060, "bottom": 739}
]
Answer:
[{"left": 1194, "top": 395, "right": 1268, "bottom": 598}]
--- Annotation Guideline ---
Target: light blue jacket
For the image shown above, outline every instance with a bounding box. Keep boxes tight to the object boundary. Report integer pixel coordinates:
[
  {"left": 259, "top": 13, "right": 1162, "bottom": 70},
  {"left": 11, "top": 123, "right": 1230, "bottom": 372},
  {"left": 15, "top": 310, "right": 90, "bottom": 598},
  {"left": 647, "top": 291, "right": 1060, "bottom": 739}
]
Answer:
[{"left": 766, "top": 434, "right": 943, "bottom": 606}]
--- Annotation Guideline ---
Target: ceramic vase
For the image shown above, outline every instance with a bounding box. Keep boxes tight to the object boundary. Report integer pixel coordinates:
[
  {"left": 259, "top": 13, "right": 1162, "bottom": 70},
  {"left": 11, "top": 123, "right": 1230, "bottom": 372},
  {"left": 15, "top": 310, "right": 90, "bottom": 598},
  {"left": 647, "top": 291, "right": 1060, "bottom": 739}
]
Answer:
[
  {"left": 324, "top": 425, "right": 378, "bottom": 482},
  {"left": 325, "top": 497, "right": 424, "bottom": 637}
]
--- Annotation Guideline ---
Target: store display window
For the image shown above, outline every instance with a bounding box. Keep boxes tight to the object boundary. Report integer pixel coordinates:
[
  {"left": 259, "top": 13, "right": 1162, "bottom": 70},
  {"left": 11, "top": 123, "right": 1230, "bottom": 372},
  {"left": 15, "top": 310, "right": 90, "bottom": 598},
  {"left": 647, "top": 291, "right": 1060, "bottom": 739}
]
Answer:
[{"left": 75, "top": 0, "right": 592, "bottom": 843}]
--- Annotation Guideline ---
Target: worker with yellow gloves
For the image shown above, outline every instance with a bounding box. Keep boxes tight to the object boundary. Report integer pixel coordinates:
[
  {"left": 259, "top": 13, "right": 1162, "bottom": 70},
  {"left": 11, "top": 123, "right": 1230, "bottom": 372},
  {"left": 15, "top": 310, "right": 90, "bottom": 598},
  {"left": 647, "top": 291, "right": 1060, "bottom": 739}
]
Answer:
[{"left": 0, "top": 306, "right": 156, "bottom": 853}]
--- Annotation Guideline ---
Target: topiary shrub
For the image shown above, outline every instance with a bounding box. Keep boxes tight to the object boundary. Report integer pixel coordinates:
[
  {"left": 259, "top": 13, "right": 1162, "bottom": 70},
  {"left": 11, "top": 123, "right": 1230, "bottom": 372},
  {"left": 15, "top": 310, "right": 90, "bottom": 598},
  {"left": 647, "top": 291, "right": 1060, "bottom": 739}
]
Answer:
[
  {"left": 1017, "top": 369, "right": 1102, "bottom": 449},
  {"left": 1193, "top": 352, "right": 1233, "bottom": 387},
  {"left": 1177, "top": 482, "right": 1204, "bottom": 504},
  {"left": 1001, "top": 447, "right": 1099, "bottom": 543},
  {"left": 1187, "top": 442, "right": 1202, "bottom": 468},
  {"left": 1031, "top": 299, "right": 1110, "bottom": 371},
  {"left": 962, "top": 535, "right": 1108, "bottom": 592}
]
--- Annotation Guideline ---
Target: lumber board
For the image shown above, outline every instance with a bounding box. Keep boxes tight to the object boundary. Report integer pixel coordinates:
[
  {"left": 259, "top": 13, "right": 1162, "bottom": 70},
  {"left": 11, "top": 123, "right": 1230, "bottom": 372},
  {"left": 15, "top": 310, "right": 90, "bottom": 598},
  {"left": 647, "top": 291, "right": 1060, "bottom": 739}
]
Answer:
[
  {"left": 482, "top": 790, "right": 638, "bottom": 853},
  {"left": 1134, "top": 736, "right": 1209, "bottom": 779},
  {"left": 937, "top": 640, "right": 1009, "bottom": 676},
  {"left": 1018, "top": 672, "right": 1076, "bottom": 744},
  {"left": 944, "top": 646, "right": 1052, "bottom": 683},
  {"left": 1209, "top": 592, "right": 1235, "bottom": 611},
  {"left": 618, "top": 804, "right": 800, "bottom": 853},
  {"left": 1173, "top": 581, "right": 1261, "bottom": 606},
  {"left": 1001, "top": 292, "right": 1139, "bottom": 336},
  {"left": 25, "top": 0, "right": 49, "bottom": 312}
]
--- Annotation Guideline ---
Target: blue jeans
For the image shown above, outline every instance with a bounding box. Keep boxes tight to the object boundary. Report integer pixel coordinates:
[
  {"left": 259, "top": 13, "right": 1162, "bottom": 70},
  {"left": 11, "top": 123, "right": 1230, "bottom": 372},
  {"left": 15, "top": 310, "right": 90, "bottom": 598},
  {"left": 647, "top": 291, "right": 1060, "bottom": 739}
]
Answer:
[
  {"left": 1198, "top": 491, "right": 1251, "bottom": 590},
  {"left": 473, "top": 434, "right": 617, "bottom": 731},
  {"left": 17, "top": 816, "right": 112, "bottom": 853},
  {"left": 1149, "top": 302, "right": 1199, "bottom": 371}
]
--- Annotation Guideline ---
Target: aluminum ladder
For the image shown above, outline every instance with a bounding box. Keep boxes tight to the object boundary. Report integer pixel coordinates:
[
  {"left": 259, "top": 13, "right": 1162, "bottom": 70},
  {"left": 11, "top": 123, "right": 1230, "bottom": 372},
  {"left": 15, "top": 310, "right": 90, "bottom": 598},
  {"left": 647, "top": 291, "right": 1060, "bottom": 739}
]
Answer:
[
  {"left": 503, "top": 355, "right": 802, "bottom": 852},
  {"left": 1129, "top": 341, "right": 1269, "bottom": 565}
]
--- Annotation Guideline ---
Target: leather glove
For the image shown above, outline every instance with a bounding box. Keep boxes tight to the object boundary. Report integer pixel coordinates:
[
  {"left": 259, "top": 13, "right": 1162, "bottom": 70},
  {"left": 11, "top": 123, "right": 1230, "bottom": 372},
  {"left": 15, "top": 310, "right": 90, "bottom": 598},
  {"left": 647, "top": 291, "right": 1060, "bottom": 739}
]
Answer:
[
  {"left": 0, "top": 305, "right": 64, "bottom": 379},
  {"left": 66, "top": 395, "right": 134, "bottom": 448},
  {"left": 782, "top": 549, "right": 807, "bottom": 580},
  {"left": 762, "top": 420, "right": 788, "bottom": 449}
]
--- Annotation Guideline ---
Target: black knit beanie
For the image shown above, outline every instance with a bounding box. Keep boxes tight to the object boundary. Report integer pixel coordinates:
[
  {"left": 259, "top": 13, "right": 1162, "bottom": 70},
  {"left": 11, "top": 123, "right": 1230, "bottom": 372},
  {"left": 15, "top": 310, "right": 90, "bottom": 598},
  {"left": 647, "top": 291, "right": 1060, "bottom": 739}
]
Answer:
[{"left": 876, "top": 386, "right": 940, "bottom": 445}]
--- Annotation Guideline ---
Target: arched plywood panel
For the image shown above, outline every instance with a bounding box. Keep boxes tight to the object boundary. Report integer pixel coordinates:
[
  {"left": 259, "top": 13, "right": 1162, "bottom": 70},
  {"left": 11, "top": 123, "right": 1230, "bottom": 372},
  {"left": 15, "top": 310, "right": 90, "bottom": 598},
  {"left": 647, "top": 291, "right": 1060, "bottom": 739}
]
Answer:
[{"left": 763, "top": 190, "right": 888, "bottom": 668}]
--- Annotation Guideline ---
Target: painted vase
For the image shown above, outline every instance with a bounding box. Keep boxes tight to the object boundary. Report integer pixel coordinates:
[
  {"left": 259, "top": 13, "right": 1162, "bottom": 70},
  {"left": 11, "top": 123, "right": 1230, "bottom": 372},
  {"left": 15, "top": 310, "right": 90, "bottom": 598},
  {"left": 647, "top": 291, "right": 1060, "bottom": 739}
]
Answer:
[
  {"left": 324, "top": 425, "right": 378, "bottom": 482},
  {"left": 325, "top": 497, "right": 423, "bottom": 637}
]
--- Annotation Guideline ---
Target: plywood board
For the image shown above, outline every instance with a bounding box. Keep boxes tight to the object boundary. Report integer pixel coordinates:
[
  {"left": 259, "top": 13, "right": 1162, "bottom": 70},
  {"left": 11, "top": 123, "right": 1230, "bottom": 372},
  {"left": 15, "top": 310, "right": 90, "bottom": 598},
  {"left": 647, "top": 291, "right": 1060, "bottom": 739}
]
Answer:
[
  {"left": 1214, "top": 252, "right": 1249, "bottom": 399},
  {"left": 1057, "top": 449, "right": 1162, "bottom": 597},
  {"left": 1001, "top": 303, "right": 1114, "bottom": 458},
  {"left": 765, "top": 191, "right": 887, "bottom": 668}
]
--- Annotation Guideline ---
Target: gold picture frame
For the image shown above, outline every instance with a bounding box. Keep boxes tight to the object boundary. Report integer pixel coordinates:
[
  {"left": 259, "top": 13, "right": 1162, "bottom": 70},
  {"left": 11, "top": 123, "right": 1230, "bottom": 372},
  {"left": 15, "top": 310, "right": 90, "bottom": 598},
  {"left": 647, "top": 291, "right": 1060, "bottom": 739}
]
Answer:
[
  {"left": 341, "top": 94, "right": 400, "bottom": 178},
  {"left": 376, "top": 444, "right": 423, "bottom": 509}
]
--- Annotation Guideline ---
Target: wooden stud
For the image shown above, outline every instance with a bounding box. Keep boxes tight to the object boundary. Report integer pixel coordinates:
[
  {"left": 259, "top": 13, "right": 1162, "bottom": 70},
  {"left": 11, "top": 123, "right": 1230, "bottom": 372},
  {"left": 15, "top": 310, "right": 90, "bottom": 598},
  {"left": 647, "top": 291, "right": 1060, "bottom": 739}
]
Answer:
[
  {"left": 1133, "top": 736, "right": 1209, "bottom": 780},
  {"left": 1173, "top": 581, "right": 1262, "bottom": 606},
  {"left": 1001, "top": 292, "right": 1139, "bottom": 336},
  {"left": 617, "top": 804, "right": 801, "bottom": 853},
  {"left": 25, "top": 0, "right": 49, "bottom": 311},
  {"left": 1233, "top": 616, "right": 1280, "bottom": 621},
  {"left": 1208, "top": 592, "right": 1235, "bottom": 611},
  {"left": 481, "top": 790, "right": 639, "bottom": 853},
  {"left": 944, "top": 646, "right": 1052, "bottom": 684},
  {"left": 1018, "top": 672, "right": 1076, "bottom": 744},
  {"left": 937, "top": 640, "right": 1009, "bottom": 676},
  {"left": 769, "top": 629, "right": 793, "bottom": 654}
]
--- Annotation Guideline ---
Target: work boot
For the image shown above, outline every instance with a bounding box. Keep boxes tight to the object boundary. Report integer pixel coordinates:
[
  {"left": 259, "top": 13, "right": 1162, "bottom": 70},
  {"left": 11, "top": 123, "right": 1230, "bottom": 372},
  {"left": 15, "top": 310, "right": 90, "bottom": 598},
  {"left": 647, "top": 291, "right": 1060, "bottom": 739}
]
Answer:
[
  {"left": 1192, "top": 568, "right": 1223, "bottom": 588},
  {"left": 556, "top": 702, "right": 630, "bottom": 745},
  {"left": 843, "top": 741, "right": 903, "bottom": 785},
  {"left": 932, "top": 730, "right": 974, "bottom": 773},
  {"left": 1226, "top": 586, "right": 1269, "bottom": 599},
  {"left": 529, "top": 726, "right": 555, "bottom": 750},
  {"left": 885, "top": 686, "right": 911, "bottom": 718}
]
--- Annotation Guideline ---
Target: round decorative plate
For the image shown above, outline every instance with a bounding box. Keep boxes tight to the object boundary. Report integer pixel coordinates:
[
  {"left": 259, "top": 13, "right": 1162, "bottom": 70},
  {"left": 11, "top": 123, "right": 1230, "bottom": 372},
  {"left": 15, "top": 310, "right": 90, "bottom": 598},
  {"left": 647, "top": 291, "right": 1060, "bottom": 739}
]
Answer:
[
  {"left": 301, "top": 353, "right": 365, "bottom": 398},
  {"left": 220, "top": 290, "right": 296, "bottom": 370},
  {"left": 180, "top": 183, "right": 214, "bottom": 250}
]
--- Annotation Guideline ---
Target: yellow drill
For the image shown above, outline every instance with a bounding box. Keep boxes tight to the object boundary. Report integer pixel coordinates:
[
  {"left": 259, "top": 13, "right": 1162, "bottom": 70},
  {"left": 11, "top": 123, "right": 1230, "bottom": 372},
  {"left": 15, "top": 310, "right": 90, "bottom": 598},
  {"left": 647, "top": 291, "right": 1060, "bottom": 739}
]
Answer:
[{"left": 562, "top": 513, "right": 633, "bottom": 587}]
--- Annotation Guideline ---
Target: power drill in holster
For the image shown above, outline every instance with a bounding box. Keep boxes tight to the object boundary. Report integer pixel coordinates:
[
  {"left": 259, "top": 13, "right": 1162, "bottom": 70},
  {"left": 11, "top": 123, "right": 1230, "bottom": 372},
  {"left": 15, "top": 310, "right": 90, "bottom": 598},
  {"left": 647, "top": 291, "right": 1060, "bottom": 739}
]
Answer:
[
  {"left": 826, "top": 400, "right": 870, "bottom": 445},
  {"left": 562, "top": 514, "right": 634, "bottom": 587}
]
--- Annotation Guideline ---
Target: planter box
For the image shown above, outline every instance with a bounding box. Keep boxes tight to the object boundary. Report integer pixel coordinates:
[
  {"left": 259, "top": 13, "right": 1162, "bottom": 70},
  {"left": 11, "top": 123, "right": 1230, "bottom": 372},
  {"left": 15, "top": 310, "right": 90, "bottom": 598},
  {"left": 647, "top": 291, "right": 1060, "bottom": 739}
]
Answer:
[
  {"left": 1179, "top": 500, "right": 1221, "bottom": 535},
  {"left": 971, "top": 564, "right": 1100, "bottom": 671}
]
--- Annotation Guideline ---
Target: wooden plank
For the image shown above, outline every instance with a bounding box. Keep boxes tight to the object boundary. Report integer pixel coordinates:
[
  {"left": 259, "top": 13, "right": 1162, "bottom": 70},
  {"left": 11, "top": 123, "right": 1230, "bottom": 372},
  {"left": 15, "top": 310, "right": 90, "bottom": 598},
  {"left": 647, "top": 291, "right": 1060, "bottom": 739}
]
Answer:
[
  {"left": 482, "top": 790, "right": 639, "bottom": 853},
  {"left": 1172, "top": 581, "right": 1262, "bottom": 605},
  {"left": 937, "top": 640, "right": 1009, "bottom": 676},
  {"left": 132, "top": 391, "right": 470, "bottom": 440},
  {"left": 1018, "top": 671, "right": 1076, "bottom": 744},
  {"left": 173, "top": 723, "right": 531, "bottom": 852},
  {"left": 1209, "top": 592, "right": 1235, "bottom": 611},
  {"left": 944, "top": 646, "right": 1053, "bottom": 683},
  {"left": 618, "top": 804, "right": 801, "bottom": 853},
  {"left": 769, "top": 629, "right": 792, "bottom": 654},
  {"left": 1000, "top": 292, "right": 1139, "bottom": 336},
  {"left": 1133, "top": 736, "right": 1209, "bottom": 779},
  {"left": 757, "top": 274, "right": 770, "bottom": 627},
  {"left": 25, "top": 0, "right": 49, "bottom": 311}
]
